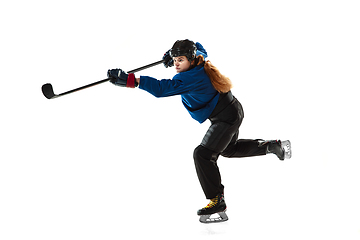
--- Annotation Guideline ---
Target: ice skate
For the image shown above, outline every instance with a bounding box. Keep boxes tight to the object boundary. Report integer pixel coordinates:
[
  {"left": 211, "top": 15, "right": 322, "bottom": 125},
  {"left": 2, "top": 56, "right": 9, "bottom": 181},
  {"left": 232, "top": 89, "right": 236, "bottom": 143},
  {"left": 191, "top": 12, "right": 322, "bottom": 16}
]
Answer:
[
  {"left": 261, "top": 140, "right": 292, "bottom": 160},
  {"left": 197, "top": 194, "right": 228, "bottom": 223}
]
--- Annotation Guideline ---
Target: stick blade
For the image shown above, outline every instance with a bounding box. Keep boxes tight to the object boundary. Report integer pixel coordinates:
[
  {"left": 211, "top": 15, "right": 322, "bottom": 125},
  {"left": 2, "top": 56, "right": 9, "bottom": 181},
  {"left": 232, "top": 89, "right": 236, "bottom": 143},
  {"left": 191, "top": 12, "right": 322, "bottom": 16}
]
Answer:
[{"left": 42, "top": 83, "right": 56, "bottom": 99}]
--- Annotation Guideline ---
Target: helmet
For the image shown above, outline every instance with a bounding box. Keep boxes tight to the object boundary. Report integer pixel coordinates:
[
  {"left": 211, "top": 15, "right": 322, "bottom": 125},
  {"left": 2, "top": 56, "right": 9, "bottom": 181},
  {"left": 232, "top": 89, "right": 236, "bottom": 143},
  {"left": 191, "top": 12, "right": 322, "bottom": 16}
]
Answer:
[{"left": 170, "top": 39, "right": 197, "bottom": 61}]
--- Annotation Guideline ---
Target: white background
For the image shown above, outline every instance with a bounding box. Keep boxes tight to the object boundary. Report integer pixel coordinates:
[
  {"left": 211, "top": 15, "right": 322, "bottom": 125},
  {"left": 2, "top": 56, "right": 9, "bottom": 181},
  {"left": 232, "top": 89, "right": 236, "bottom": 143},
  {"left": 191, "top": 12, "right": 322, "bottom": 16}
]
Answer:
[{"left": 1, "top": 0, "right": 359, "bottom": 239}]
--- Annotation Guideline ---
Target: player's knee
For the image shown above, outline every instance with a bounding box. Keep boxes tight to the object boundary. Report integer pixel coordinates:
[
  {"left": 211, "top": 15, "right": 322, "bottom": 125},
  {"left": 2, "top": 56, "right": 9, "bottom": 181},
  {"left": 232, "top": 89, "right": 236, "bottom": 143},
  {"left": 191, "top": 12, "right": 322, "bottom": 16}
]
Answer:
[
  {"left": 193, "top": 145, "right": 217, "bottom": 162},
  {"left": 193, "top": 145, "right": 202, "bottom": 161}
]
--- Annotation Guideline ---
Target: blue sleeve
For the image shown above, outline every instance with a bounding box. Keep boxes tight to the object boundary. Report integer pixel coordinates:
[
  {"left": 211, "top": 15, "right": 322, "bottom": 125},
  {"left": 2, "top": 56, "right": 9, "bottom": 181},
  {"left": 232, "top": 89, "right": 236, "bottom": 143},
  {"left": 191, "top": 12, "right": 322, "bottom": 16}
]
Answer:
[
  {"left": 139, "top": 75, "right": 193, "bottom": 98},
  {"left": 195, "top": 42, "right": 208, "bottom": 59}
]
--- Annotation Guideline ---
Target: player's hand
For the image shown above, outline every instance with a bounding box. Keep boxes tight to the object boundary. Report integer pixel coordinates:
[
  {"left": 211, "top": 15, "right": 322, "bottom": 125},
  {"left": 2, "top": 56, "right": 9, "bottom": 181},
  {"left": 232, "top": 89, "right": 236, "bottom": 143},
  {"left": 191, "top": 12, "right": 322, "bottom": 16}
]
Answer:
[
  {"left": 107, "top": 68, "right": 138, "bottom": 88},
  {"left": 162, "top": 50, "right": 173, "bottom": 68}
]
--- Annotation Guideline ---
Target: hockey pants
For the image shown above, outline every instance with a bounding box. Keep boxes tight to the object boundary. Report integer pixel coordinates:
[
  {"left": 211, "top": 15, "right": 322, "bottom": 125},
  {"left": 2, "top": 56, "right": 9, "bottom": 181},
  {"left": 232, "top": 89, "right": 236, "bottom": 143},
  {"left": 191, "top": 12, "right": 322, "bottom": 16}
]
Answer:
[{"left": 194, "top": 92, "right": 267, "bottom": 199}]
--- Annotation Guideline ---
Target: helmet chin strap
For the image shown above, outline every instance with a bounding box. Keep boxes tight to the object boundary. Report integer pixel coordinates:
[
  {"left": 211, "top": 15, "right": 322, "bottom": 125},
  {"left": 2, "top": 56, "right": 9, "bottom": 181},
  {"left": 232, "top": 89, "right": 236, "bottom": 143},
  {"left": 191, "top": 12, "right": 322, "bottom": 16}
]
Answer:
[{"left": 187, "top": 56, "right": 201, "bottom": 71}]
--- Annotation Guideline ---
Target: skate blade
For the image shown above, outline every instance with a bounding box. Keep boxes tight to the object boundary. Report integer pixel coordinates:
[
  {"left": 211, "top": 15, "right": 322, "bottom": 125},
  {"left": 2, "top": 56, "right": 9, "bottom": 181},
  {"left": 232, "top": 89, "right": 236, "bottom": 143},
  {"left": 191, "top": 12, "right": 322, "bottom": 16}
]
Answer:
[
  {"left": 199, "top": 211, "right": 228, "bottom": 224},
  {"left": 281, "top": 140, "right": 292, "bottom": 159}
]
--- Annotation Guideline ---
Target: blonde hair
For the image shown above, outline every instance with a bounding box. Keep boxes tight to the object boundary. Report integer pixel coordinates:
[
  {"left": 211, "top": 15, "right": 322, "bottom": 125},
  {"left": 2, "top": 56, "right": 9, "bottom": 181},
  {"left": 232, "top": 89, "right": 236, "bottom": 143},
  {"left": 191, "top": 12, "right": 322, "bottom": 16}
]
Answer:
[{"left": 195, "top": 55, "right": 232, "bottom": 93}]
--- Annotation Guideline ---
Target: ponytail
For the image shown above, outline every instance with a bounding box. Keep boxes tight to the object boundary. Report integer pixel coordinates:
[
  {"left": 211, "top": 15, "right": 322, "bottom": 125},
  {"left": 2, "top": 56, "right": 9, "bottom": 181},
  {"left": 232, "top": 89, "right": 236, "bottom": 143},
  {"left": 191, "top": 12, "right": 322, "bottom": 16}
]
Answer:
[{"left": 195, "top": 55, "right": 232, "bottom": 93}]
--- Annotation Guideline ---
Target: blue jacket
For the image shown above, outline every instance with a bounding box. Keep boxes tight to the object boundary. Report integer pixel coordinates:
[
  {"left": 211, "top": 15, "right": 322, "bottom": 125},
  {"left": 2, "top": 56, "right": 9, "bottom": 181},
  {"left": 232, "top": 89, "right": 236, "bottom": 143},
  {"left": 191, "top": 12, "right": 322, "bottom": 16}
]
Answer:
[{"left": 139, "top": 43, "right": 219, "bottom": 123}]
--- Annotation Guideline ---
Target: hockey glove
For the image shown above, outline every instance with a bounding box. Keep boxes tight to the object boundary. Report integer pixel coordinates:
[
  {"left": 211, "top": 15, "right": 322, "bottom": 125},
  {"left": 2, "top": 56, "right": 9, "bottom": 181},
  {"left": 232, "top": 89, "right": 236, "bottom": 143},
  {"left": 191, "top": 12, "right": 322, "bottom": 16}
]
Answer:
[
  {"left": 107, "top": 68, "right": 138, "bottom": 88},
  {"left": 162, "top": 50, "right": 173, "bottom": 68}
]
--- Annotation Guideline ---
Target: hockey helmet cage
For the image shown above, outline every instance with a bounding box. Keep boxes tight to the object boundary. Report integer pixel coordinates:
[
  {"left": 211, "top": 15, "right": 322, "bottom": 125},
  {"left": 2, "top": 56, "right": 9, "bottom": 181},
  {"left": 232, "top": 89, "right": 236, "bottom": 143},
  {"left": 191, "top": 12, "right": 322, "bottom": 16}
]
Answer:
[{"left": 170, "top": 39, "right": 197, "bottom": 61}]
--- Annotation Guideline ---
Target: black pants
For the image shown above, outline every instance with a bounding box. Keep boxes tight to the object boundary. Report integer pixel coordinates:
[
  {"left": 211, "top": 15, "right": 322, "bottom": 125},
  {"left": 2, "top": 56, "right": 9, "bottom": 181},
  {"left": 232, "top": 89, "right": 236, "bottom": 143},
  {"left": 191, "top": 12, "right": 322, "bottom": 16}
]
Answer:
[{"left": 193, "top": 92, "right": 267, "bottom": 199}]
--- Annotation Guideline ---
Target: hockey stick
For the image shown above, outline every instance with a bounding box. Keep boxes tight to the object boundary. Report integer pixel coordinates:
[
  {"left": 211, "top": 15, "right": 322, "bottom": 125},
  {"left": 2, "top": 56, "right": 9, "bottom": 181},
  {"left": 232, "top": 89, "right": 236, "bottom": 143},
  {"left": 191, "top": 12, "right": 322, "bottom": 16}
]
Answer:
[{"left": 41, "top": 59, "right": 164, "bottom": 99}]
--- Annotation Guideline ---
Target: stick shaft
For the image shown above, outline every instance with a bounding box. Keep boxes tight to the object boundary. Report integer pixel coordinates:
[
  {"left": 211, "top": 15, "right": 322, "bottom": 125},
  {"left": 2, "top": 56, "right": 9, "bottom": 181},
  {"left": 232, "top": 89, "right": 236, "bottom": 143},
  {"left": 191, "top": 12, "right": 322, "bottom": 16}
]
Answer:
[{"left": 55, "top": 78, "right": 111, "bottom": 98}]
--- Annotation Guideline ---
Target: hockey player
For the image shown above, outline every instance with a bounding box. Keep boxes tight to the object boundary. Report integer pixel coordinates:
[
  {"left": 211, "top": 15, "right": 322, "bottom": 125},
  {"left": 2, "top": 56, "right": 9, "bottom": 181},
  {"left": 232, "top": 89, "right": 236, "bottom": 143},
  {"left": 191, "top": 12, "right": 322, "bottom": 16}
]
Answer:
[{"left": 107, "top": 39, "right": 291, "bottom": 223}]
